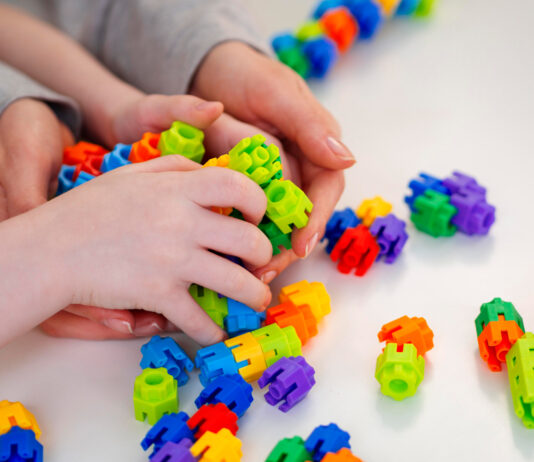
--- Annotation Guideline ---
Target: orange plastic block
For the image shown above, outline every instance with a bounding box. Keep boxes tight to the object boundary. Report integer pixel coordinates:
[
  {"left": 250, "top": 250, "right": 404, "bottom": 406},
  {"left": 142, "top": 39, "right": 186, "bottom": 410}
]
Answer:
[
  {"left": 321, "top": 448, "right": 363, "bottom": 462},
  {"left": 378, "top": 316, "right": 434, "bottom": 356},
  {"left": 0, "top": 401, "right": 41, "bottom": 439},
  {"left": 63, "top": 141, "right": 107, "bottom": 165},
  {"left": 478, "top": 318, "right": 525, "bottom": 372},
  {"left": 377, "top": 0, "right": 402, "bottom": 17},
  {"left": 330, "top": 225, "right": 379, "bottom": 276},
  {"left": 130, "top": 132, "right": 161, "bottom": 163},
  {"left": 265, "top": 301, "right": 318, "bottom": 346},
  {"left": 356, "top": 196, "right": 392, "bottom": 227},
  {"left": 224, "top": 332, "right": 267, "bottom": 382},
  {"left": 203, "top": 154, "right": 232, "bottom": 215},
  {"left": 191, "top": 428, "right": 242, "bottom": 462},
  {"left": 80, "top": 154, "right": 104, "bottom": 176},
  {"left": 319, "top": 7, "right": 358, "bottom": 53},
  {"left": 278, "top": 280, "right": 331, "bottom": 324}
]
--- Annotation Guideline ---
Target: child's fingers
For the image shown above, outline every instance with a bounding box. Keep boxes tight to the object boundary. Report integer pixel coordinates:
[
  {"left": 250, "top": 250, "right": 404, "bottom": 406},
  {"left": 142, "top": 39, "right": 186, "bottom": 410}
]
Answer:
[
  {"left": 251, "top": 248, "right": 300, "bottom": 285},
  {"left": 113, "top": 152, "right": 201, "bottom": 175}
]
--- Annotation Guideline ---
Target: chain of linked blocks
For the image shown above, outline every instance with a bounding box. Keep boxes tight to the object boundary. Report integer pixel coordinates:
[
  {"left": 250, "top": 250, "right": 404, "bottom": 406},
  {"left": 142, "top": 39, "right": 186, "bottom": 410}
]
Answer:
[
  {"left": 0, "top": 401, "right": 43, "bottom": 462},
  {"left": 475, "top": 298, "right": 533, "bottom": 429},
  {"left": 272, "top": 0, "right": 437, "bottom": 79}
]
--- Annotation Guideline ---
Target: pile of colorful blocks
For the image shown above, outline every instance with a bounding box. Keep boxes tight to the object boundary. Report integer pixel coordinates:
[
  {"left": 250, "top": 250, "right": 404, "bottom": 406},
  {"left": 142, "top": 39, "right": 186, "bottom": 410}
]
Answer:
[
  {"left": 375, "top": 316, "right": 434, "bottom": 401},
  {"left": 322, "top": 196, "right": 409, "bottom": 276},
  {"left": 0, "top": 401, "right": 43, "bottom": 462},
  {"left": 405, "top": 171, "right": 496, "bottom": 237},
  {"left": 272, "top": 0, "right": 437, "bottom": 79},
  {"left": 475, "top": 298, "right": 534, "bottom": 429}
]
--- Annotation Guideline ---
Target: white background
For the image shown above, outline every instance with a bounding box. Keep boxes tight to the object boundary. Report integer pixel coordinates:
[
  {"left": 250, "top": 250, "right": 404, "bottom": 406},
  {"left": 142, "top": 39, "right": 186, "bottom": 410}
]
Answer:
[{"left": 1, "top": 0, "right": 533, "bottom": 460}]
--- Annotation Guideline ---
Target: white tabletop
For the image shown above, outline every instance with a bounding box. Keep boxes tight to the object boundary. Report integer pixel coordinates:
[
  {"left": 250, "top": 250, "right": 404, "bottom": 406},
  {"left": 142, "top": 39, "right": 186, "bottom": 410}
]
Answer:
[{"left": 1, "top": 0, "right": 533, "bottom": 460}]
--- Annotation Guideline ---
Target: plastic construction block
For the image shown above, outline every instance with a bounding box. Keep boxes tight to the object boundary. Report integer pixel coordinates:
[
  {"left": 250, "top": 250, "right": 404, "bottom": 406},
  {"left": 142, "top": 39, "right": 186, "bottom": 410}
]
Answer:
[
  {"left": 411, "top": 190, "right": 457, "bottom": 237},
  {"left": 227, "top": 134, "right": 282, "bottom": 187},
  {"left": 100, "top": 143, "right": 132, "bottom": 173},
  {"left": 140, "top": 335, "right": 194, "bottom": 386},
  {"left": 477, "top": 320, "right": 524, "bottom": 372},
  {"left": 265, "top": 436, "right": 312, "bottom": 462},
  {"left": 321, "top": 448, "right": 362, "bottom": 462},
  {"left": 252, "top": 324, "right": 302, "bottom": 368},
  {"left": 203, "top": 154, "right": 230, "bottom": 169},
  {"left": 319, "top": 7, "right": 359, "bottom": 53},
  {"left": 259, "top": 217, "right": 292, "bottom": 256},
  {"left": 345, "top": 0, "right": 383, "bottom": 39},
  {"left": 276, "top": 46, "right": 311, "bottom": 79},
  {"left": 0, "top": 401, "right": 41, "bottom": 440},
  {"left": 279, "top": 280, "right": 331, "bottom": 324},
  {"left": 189, "top": 285, "right": 228, "bottom": 329},
  {"left": 506, "top": 333, "right": 534, "bottom": 429},
  {"left": 187, "top": 403, "right": 238, "bottom": 439},
  {"left": 195, "top": 374, "right": 253, "bottom": 419},
  {"left": 265, "top": 180, "right": 313, "bottom": 234},
  {"left": 405, "top": 173, "right": 450, "bottom": 212},
  {"left": 56, "top": 164, "right": 76, "bottom": 195},
  {"left": 151, "top": 439, "right": 194, "bottom": 462},
  {"left": 141, "top": 412, "right": 194, "bottom": 458},
  {"left": 272, "top": 33, "right": 299, "bottom": 54},
  {"left": 369, "top": 214, "right": 409, "bottom": 264},
  {"left": 258, "top": 356, "right": 316, "bottom": 412},
  {"left": 396, "top": 0, "right": 422, "bottom": 15},
  {"left": 63, "top": 141, "right": 107, "bottom": 165},
  {"left": 322, "top": 208, "right": 361, "bottom": 254},
  {"left": 375, "top": 343, "right": 425, "bottom": 401},
  {"left": 356, "top": 196, "right": 393, "bottom": 227},
  {"left": 376, "top": 0, "right": 401, "bottom": 16},
  {"left": 266, "top": 302, "right": 318, "bottom": 346},
  {"left": 133, "top": 368, "right": 178, "bottom": 425},
  {"left": 301, "top": 36, "right": 338, "bottom": 79},
  {"left": 158, "top": 121, "right": 205, "bottom": 163},
  {"left": 378, "top": 315, "right": 434, "bottom": 356},
  {"left": 191, "top": 428, "right": 242, "bottom": 462},
  {"left": 448, "top": 190, "right": 495, "bottom": 236},
  {"left": 224, "top": 332, "right": 267, "bottom": 382},
  {"left": 415, "top": 0, "right": 436, "bottom": 16},
  {"left": 80, "top": 154, "right": 104, "bottom": 177},
  {"left": 305, "top": 423, "right": 351, "bottom": 462},
  {"left": 196, "top": 343, "right": 244, "bottom": 387},
  {"left": 475, "top": 298, "right": 524, "bottom": 337},
  {"left": 130, "top": 132, "right": 161, "bottom": 163},
  {"left": 72, "top": 170, "right": 95, "bottom": 188},
  {"left": 225, "top": 298, "right": 266, "bottom": 337},
  {"left": 0, "top": 427, "right": 43, "bottom": 462},
  {"left": 295, "top": 21, "right": 325, "bottom": 42},
  {"left": 330, "top": 225, "right": 380, "bottom": 276},
  {"left": 312, "top": 0, "right": 345, "bottom": 19}
]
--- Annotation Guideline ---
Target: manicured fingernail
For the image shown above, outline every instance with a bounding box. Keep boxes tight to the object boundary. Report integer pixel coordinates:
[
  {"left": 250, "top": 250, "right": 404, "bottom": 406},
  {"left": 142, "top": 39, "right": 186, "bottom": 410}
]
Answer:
[
  {"left": 103, "top": 319, "right": 133, "bottom": 335},
  {"left": 326, "top": 136, "right": 355, "bottom": 162},
  {"left": 195, "top": 101, "right": 221, "bottom": 111},
  {"left": 261, "top": 270, "right": 277, "bottom": 284},
  {"left": 304, "top": 233, "right": 319, "bottom": 258},
  {"left": 133, "top": 322, "right": 163, "bottom": 337}
]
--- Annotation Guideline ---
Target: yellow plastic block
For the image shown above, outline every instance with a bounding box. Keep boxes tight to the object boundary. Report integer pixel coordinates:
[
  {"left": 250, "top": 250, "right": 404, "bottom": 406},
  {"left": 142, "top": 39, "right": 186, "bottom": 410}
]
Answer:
[
  {"left": 0, "top": 401, "right": 41, "bottom": 439},
  {"left": 203, "top": 154, "right": 230, "bottom": 168},
  {"left": 356, "top": 196, "right": 393, "bottom": 226},
  {"left": 279, "top": 280, "right": 331, "bottom": 324},
  {"left": 224, "top": 333, "right": 267, "bottom": 383},
  {"left": 376, "top": 0, "right": 401, "bottom": 16},
  {"left": 252, "top": 324, "right": 302, "bottom": 367},
  {"left": 191, "top": 428, "right": 242, "bottom": 462}
]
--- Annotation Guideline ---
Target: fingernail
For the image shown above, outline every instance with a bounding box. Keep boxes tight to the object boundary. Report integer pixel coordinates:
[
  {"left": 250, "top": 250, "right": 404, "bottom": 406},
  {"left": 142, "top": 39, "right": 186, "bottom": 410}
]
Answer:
[
  {"left": 261, "top": 270, "right": 277, "bottom": 284},
  {"left": 133, "top": 322, "right": 163, "bottom": 337},
  {"left": 195, "top": 101, "right": 221, "bottom": 111},
  {"left": 263, "top": 290, "right": 272, "bottom": 310},
  {"left": 304, "top": 233, "right": 319, "bottom": 258},
  {"left": 326, "top": 136, "right": 355, "bottom": 162},
  {"left": 102, "top": 319, "right": 133, "bottom": 335}
]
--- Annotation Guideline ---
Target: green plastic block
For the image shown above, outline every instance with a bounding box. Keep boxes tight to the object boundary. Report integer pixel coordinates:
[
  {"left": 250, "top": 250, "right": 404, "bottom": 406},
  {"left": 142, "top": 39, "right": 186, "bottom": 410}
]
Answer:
[
  {"left": 475, "top": 297, "right": 524, "bottom": 337},
  {"left": 411, "top": 189, "right": 457, "bottom": 237},
  {"left": 265, "top": 436, "right": 312, "bottom": 462},
  {"left": 277, "top": 47, "right": 310, "bottom": 78},
  {"left": 375, "top": 343, "right": 425, "bottom": 401},
  {"left": 133, "top": 368, "right": 178, "bottom": 424},
  {"left": 157, "top": 121, "right": 205, "bottom": 163},
  {"left": 265, "top": 179, "right": 313, "bottom": 234},
  {"left": 506, "top": 332, "right": 534, "bottom": 429},
  {"left": 259, "top": 216, "right": 292, "bottom": 255},
  {"left": 189, "top": 284, "right": 228, "bottom": 328},
  {"left": 415, "top": 0, "right": 436, "bottom": 16},
  {"left": 295, "top": 20, "right": 324, "bottom": 41},
  {"left": 252, "top": 324, "right": 302, "bottom": 367}
]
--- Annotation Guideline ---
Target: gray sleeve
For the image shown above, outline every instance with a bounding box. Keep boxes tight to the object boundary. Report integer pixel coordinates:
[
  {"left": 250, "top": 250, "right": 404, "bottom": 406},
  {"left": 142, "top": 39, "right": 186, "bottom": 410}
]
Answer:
[{"left": 0, "top": 61, "right": 82, "bottom": 138}]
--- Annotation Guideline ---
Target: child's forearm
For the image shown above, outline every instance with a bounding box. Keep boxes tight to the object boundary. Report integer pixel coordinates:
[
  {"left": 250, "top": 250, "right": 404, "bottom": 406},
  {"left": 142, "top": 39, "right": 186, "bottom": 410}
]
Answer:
[{"left": 0, "top": 4, "right": 142, "bottom": 145}]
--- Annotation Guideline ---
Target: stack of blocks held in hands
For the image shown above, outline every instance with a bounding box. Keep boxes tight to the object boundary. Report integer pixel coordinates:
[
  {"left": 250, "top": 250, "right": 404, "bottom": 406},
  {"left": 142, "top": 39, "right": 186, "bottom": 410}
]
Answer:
[
  {"left": 0, "top": 401, "right": 43, "bottom": 462},
  {"left": 322, "top": 196, "right": 409, "bottom": 276},
  {"left": 272, "top": 0, "right": 437, "bottom": 79},
  {"left": 475, "top": 298, "right": 534, "bottom": 429}
]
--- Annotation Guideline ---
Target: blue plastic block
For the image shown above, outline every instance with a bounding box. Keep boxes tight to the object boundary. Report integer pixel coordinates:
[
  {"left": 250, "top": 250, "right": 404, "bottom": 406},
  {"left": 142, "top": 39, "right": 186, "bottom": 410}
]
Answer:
[
  {"left": 0, "top": 427, "right": 43, "bottom": 462},
  {"left": 272, "top": 33, "right": 299, "bottom": 54},
  {"left": 405, "top": 172, "right": 450, "bottom": 212},
  {"left": 301, "top": 37, "right": 338, "bottom": 78},
  {"left": 141, "top": 412, "right": 194, "bottom": 459},
  {"left": 56, "top": 164, "right": 76, "bottom": 195},
  {"left": 72, "top": 171, "right": 95, "bottom": 188},
  {"left": 396, "top": 0, "right": 422, "bottom": 15},
  {"left": 305, "top": 423, "right": 351, "bottom": 462},
  {"left": 194, "top": 374, "right": 253, "bottom": 418},
  {"left": 322, "top": 207, "right": 361, "bottom": 254},
  {"left": 312, "top": 0, "right": 346, "bottom": 19},
  {"left": 345, "top": 0, "right": 383, "bottom": 39},
  {"left": 140, "top": 335, "right": 194, "bottom": 386},
  {"left": 195, "top": 342, "right": 244, "bottom": 387},
  {"left": 100, "top": 143, "right": 132, "bottom": 173},
  {"left": 225, "top": 299, "right": 266, "bottom": 337}
]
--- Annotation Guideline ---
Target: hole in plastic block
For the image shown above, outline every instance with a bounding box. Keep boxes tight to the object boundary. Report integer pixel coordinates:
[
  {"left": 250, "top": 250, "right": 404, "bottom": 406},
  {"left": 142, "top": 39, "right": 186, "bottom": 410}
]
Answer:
[
  {"left": 145, "top": 372, "right": 165, "bottom": 385},
  {"left": 389, "top": 379, "right": 408, "bottom": 394},
  {"left": 269, "top": 186, "right": 286, "bottom": 202},
  {"left": 179, "top": 125, "right": 196, "bottom": 139}
]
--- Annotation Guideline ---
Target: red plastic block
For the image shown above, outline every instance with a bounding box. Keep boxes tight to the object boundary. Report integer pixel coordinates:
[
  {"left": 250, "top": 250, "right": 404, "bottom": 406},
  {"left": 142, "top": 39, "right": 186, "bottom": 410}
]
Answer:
[
  {"left": 80, "top": 154, "right": 104, "bottom": 176},
  {"left": 63, "top": 141, "right": 107, "bottom": 165},
  {"left": 477, "top": 318, "right": 524, "bottom": 372},
  {"left": 378, "top": 315, "right": 434, "bottom": 356},
  {"left": 330, "top": 225, "right": 379, "bottom": 276},
  {"left": 265, "top": 302, "right": 318, "bottom": 346},
  {"left": 319, "top": 7, "right": 359, "bottom": 53},
  {"left": 187, "top": 403, "right": 239, "bottom": 439},
  {"left": 130, "top": 132, "right": 161, "bottom": 163}
]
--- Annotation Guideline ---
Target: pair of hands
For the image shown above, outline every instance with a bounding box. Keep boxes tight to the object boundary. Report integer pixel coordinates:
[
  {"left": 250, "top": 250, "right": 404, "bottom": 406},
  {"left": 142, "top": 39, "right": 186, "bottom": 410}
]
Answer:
[{"left": 0, "top": 43, "right": 353, "bottom": 342}]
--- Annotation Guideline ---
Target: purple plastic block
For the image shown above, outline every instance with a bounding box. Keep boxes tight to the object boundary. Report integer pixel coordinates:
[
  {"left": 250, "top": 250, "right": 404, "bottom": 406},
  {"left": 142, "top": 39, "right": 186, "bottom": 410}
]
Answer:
[
  {"left": 258, "top": 356, "right": 316, "bottom": 413},
  {"left": 369, "top": 214, "right": 409, "bottom": 264},
  {"left": 442, "top": 171, "right": 486, "bottom": 197},
  {"left": 449, "top": 191, "right": 495, "bottom": 235},
  {"left": 151, "top": 439, "right": 194, "bottom": 462}
]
